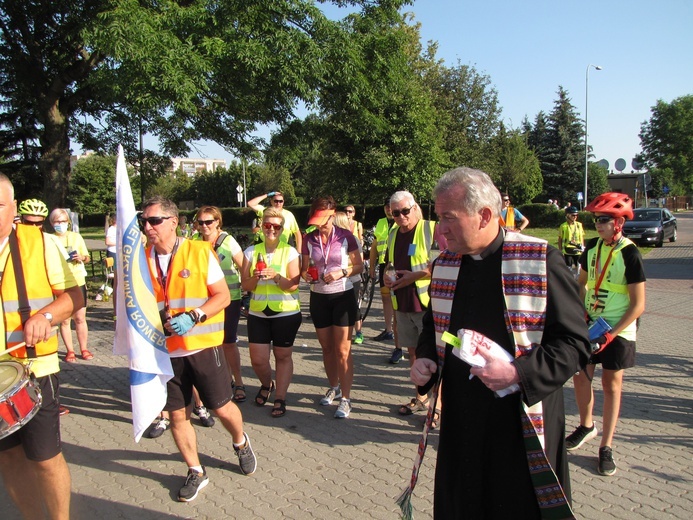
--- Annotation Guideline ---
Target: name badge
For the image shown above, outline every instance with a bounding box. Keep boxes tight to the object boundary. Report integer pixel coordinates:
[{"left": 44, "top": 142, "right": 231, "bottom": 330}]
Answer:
[
  {"left": 408, "top": 243, "right": 417, "bottom": 256},
  {"left": 179, "top": 269, "right": 190, "bottom": 278}
]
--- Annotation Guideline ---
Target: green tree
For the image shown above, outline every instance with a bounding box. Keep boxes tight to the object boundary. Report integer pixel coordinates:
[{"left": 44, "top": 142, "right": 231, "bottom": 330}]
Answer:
[
  {"left": 489, "top": 125, "right": 542, "bottom": 203},
  {"left": 638, "top": 95, "right": 693, "bottom": 194},
  {"left": 1, "top": 1, "right": 404, "bottom": 208},
  {"left": 68, "top": 154, "right": 138, "bottom": 214},
  {"left": 586, "top": 162, "right": 609, "bottom": 202}
]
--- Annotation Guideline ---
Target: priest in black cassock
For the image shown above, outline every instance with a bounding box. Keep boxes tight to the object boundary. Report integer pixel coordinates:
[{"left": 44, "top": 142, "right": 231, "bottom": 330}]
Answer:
[{"left": 411, "top": 167, "right": 590, "bottom": 519}]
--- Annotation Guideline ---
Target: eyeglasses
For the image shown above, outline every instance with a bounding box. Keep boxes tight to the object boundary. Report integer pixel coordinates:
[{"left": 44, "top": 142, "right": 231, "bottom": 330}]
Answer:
[
  {"left": 21, "top": 219, "right": 44, "bottom": 227},
  {"left": 197, "top": 219, "right": 216, "bottom": 226},
  {"left": 391, "top": 206, "right": 413, "bottom": 218},
  {"left": 138, "top": 215, "right": 173, "bottom": 227},
  {"left": 263, "top": 222, "right": 283, "bottom": 231},
  {"left": 272, "top": 199, "right": 284, "bottom": 204},
  {"left": 593, "top": 216, "right": 614, "bottom": 224}
]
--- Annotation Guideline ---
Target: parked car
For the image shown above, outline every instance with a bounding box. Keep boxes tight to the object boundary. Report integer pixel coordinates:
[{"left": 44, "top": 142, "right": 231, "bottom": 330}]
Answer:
[{"left": 623, "top": 208, "right": 677, "bottom": 247}]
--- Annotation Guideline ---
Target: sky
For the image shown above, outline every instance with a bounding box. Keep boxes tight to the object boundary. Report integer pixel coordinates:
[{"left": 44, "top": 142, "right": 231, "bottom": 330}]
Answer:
[{"left": 143, "top": 1, "right": 693, "bottom": 174}]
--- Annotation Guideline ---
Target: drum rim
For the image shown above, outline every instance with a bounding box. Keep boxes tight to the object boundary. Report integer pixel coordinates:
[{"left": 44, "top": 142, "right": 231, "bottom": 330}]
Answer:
[{"left": 0, "top": 360, "right": 24, "bottom": 392}]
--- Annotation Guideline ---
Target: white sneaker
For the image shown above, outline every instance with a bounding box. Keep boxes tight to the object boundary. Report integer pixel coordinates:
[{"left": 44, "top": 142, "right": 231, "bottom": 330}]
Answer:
[
  {"left": 334, "top": 398, "right": 351, "bottom": 419},
  {"left": 320, "top": 387, "right": 342, "bottom": 406}
]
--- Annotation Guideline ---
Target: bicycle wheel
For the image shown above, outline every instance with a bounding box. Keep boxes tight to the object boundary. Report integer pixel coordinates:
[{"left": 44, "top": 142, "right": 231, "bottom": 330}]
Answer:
[{"left": 358, "top": 264, "right": 377, "bottom": 323}]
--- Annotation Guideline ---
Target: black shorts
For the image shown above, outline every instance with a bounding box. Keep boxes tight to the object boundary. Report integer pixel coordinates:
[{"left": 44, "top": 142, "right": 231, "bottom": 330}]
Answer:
[
  {"left": 247, "top": 312, "right": 302, "bottom": 347},
  {"left": 223, "top": 299, "right": 242, "bottom": 344},
  {"left": 378, "top": 262, "right": 386, "bottom": 287},
  {"left": 165, "top": 347, "right": 233, "bottom": 412},
  {"left": 590, "top": 335, "right": 636, "bottom": 370},
  {"left": 0, "top": 374, "right": 62, "bottom": 461},
  {"left": 563, "top": 254, "right": 580, "bottom": 268},
  {"left": 310, "top": 290, "right": 357, "bottom": 329},
  {"left": 351, "top": 280, "right": 362, "bottom": 321}
]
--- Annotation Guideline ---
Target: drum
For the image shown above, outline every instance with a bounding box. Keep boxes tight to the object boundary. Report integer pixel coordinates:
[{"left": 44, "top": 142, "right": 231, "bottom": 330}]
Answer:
[{"left": 0, "top": 361, "right": 42, "bottom": 440}]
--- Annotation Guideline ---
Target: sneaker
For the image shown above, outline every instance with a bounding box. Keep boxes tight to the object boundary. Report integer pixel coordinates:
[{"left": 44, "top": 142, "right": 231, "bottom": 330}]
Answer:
[
  {"left": 59, "top": 405, "right": 70, "bottom": 416},
  {"left": 388, "top": 347, "right": 404, "bottom": 364},
  {"left": 353, "top": 332, "right": 364, "bottom": 344},
  {"left": 565, "top": 423, "right": 598, "bottom": 451},
  {"left": 193, "top": 406, "right": 215, "bottom": 428},
  {"left": 178, "top": 467, "right": 209, "bottom": 502},
  {"left": 334, "top": 398, "right": 351, "bottom": 419},
  {"left": 320, "top": 387, "right": 342, "bottom": 406},
  {"left": 598, "top": 446, "right": 617, "bottom": 476},
  {"left": 234, "top": 432, "right": 257, "bottom": 475},
  {"left": 149, "top": 416, "right": 170, "bottom": 439},
  {"left": 373, "top": 330, "right": 394, "bottom": 341}
]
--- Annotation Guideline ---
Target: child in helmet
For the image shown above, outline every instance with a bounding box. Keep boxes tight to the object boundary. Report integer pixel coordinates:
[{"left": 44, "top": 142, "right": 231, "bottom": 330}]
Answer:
[{"left": 565, "top": 193, "right": 646, "bottom": 477}]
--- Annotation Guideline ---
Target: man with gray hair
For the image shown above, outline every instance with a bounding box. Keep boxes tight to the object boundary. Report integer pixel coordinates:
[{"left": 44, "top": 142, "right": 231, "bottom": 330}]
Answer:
[
  {"left": 404, "top": 167, "right": 590, "bottom": 518},
  {"left": 384, "top": 191, "right": 445, "bottom": 420}
]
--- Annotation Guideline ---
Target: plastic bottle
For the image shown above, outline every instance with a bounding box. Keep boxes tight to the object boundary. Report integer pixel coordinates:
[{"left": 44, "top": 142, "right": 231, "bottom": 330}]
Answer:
[
  {"left": 385, "top": 263, "right": 397, "bottom": 283},
  {"left": 307, "top": 258, "right": 319, "bottom": 283},
  {"left": 256, "top": 253, "right": 267, "bottom": 279}
]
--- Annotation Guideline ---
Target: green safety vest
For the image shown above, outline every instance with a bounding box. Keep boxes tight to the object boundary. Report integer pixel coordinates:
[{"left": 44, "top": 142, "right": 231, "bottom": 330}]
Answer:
[
  {"left": 249, "top": 242, "right": 300, "bottom": 314},
  {"left": 387, "top": 219, "right": 435, "bottom": 310}
]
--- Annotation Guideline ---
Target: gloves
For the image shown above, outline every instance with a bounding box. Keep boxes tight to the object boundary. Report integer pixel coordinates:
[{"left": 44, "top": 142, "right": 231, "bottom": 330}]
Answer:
[
  {"left": 169, "top": 312, "right": 195, "bottom": 336},
  {"left": 267, "top": 191, "right": 276, "bottom": 198},
  {"left": 591, "top": 332, "right": 615, "bottom": 355}
]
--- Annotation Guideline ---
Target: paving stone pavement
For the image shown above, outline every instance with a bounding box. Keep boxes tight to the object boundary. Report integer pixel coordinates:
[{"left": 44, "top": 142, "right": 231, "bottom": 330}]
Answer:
[{"left": 2, "top": 215, "right": 692, "bottom": 519}]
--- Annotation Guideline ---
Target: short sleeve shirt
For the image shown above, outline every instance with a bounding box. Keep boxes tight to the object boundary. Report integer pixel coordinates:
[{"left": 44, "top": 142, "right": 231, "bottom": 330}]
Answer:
[{"left": 302, "top": 227, "right": 359, "bottom": 294}]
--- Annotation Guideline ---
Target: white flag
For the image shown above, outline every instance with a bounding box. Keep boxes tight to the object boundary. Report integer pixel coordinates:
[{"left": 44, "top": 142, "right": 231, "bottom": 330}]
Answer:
[{"left": 113, "top": 145, "right": 173, "bottom": 441}]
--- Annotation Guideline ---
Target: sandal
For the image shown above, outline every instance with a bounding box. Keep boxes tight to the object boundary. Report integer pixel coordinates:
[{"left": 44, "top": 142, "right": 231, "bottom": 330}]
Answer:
[
  {"left": 233, "top": 385, "right": 247, "bottom": 403},
  {"left": 255, "top": 381, "right": 275, "bottom": 407},
  {"left": 431, "top": 409, "right": 441, "bottom": 429},
  {"left": 81, "top": 350, "right": 94, "bottom": 360},
  {"left": 271, "top": 399, "right": 286, "bottom": 418},
  {"left": 65, "top": 351, "right": 77, "bottom": 363},
  {"left": 398, "top": 397, "right": 429, "bottom": 416}
]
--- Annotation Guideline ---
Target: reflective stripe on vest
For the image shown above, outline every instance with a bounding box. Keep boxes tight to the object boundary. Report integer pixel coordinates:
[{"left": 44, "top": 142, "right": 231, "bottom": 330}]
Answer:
[
  {"left": 146, "top": 240, "right": 224, "bottom": 352},
  {"left": 193, "top": 234, "right": 242, "bottom": 300},
  {"left": 374, "top": 217, "right": 391, "bottom": 264},
  {"left": 2, "top": 225, "right": 59, "bottom": 358},
  {"left": 387, "top": 219, "right": 435, "bottom": 310},
  {"left": 249, "top": 242, "right": 300, "bottom": 313}
]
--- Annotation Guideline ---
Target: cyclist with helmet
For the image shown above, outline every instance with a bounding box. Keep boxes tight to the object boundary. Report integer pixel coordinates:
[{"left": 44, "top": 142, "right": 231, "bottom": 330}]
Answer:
[
  {"left": 18, "top": 198, "right": 49, "bottom": 227},
  {"left": 565, "top": 192, "right": 646, "bottom": 477},
  {"left": 558, "top": 206, "right": 585, "bottom": 278}
]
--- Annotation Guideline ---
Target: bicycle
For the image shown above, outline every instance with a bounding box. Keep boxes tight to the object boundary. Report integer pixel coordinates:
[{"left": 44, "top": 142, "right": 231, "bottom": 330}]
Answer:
[{"left": 358, "top": 260, "right": 377, "bottom": 324}]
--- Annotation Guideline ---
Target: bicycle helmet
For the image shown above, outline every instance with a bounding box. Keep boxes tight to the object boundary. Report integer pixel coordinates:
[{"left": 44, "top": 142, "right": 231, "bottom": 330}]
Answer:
[
  {"left": 565, "top": 206, "right": 579, "bottom": 214},
  {"left": 585, "top": 192, "right": 633, "bottom": 220},
  {"left": 18, "top": 198, "right": 49, "bottom": 217}
]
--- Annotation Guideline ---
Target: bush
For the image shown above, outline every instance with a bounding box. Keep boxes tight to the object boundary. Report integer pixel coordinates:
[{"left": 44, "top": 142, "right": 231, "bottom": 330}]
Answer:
[{"left": 517, "top": 204, "right": 593, "bottom": 230}]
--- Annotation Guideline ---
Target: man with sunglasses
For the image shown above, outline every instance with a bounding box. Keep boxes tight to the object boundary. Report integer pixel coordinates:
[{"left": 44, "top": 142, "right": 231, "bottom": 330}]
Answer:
[
  {"left": 0, "top": 183, "right": 84, "bottom": 520},
  {"left": 385, "top": 191, "right": 445, "bottom": 420},
  {"left": 566, "top": 192, "right": 646, "bottom": 477},
  {"left": 247, "top": 190, "right": 302, "bottom": 254},
  {"left": 139, "top": 196, "right": 257, "bottom": 502}
]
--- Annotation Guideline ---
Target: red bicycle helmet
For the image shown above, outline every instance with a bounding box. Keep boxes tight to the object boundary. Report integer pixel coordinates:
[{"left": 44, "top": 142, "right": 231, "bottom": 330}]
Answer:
[{"left": 585, "top": 192, "right": 633, "bottom": 220}]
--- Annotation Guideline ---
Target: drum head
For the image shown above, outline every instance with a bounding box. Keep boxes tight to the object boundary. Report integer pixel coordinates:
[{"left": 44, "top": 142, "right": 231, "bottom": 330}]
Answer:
[{"left": 0, "top": 361, "right": 23, "bottom": 393}]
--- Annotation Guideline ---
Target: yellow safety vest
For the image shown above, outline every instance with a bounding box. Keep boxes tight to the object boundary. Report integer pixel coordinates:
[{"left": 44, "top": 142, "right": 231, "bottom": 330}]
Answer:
[
  {"left": 3, "top": 225, "right": 58, "bottom": 358},
  {"left": 387, "top": 219, "right": 435, "bottom": 310},
  {"left": 249, "top": 242, "right": 300, "bottom": 313},
  {"left": 146, "top": 240, "right": 224, "bottom": 352},
  {"left": 374, "top": 217, "right": 392, "bottom": 264}
]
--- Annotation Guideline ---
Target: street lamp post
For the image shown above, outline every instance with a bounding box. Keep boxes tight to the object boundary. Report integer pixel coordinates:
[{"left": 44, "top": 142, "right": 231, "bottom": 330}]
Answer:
[{"left": 583, "top": 64, "right": 602, "bottom": 208}]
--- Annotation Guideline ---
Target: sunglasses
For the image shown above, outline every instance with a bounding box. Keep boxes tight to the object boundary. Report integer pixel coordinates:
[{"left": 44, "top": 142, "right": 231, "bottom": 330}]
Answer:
[
  {"left": 138, "top": 215, "right": 173, "bottom": 227},
  {"left": 593, "top": 216, "right": 614, "bottom": 224},
  {"left": 391, "top": 206, "right": 413, "bottom": 218},
  {"left": 272, "top": 199, "right": 284, "bottom": 204},
  {"left": 263, "top": 222, "right": 283, "bottom": 231},
  {"left": 22, "top": 219, "right": 45, "bottom": 227},
  {"left": 346, "top": 209, "right": 354, "bottom": 214},
  {"left": 503, "top": 199, "right": 510, "bottom": 202},
  {"left": 197, "top": 219, "right": 216, "bottom": 226}
]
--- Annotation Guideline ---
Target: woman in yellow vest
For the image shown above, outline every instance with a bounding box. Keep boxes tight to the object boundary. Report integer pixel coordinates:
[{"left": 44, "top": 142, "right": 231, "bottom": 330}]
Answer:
[
  {"left": 240, "top": 208, "right": 301, "bottom": 418},
  {"left": 48, "top": 208, "right": 93, "bottom": 362}
]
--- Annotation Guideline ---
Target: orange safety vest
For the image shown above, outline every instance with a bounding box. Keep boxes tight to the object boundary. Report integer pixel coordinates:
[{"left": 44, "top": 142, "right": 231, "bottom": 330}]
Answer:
[
  {"left": 146, "top": 240, "right": 224, "bottom": 352},
  {"left": 2, "top": 225, "right": 58, "bottom": 358}
]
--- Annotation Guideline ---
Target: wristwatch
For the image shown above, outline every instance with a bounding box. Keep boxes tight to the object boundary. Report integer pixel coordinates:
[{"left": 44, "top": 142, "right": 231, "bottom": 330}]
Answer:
[
  {"left": 187, "top": 309, "right": 207, "bottom": 324},
  {"left": 342, "top": 268, "right": 348, "bottom": 278},
  {"left": 41, "top": 312, "right": 53, "bottom": 323}
]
